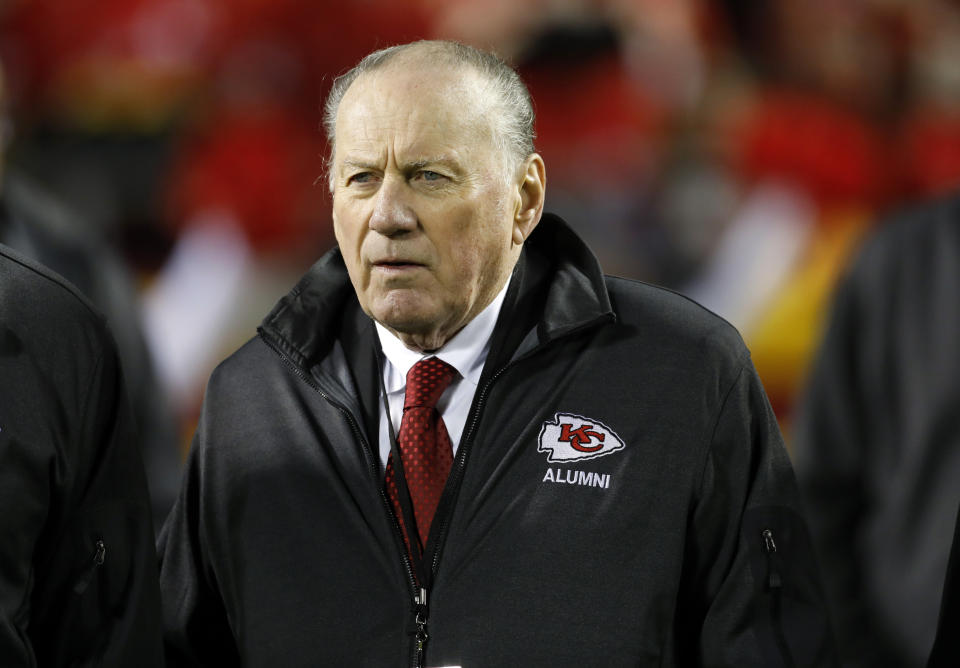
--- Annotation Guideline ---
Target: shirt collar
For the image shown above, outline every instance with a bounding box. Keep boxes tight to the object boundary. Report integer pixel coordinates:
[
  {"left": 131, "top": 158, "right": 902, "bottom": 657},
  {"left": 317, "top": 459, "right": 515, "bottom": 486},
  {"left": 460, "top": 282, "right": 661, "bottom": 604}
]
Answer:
[{"left": 376, "top": 277, "right": 511, "bottom": 394}]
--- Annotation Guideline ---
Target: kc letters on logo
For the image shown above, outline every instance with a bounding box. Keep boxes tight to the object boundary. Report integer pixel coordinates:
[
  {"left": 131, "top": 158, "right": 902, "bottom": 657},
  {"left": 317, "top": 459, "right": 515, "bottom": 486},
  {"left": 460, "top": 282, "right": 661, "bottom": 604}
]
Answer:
[{"left": 538, "top": 413, "right": 625, "bottom": 463}]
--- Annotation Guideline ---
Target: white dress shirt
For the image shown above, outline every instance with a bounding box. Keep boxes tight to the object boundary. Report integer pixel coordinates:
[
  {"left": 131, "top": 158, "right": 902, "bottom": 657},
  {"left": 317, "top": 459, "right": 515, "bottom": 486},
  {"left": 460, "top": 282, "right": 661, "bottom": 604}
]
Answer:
[{"left": 375, "top": 279, "right": 510, "bottom": 473}]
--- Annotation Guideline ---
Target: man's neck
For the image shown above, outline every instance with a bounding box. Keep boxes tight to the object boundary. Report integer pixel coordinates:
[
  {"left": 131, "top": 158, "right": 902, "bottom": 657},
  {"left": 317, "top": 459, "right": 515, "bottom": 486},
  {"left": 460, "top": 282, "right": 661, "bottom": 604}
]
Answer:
[
  {"left": 380, "top": 276, "right": 514, "bottom": 355},
  {"left": 376, "top": 276, "right": 512, "bottom": 376}
]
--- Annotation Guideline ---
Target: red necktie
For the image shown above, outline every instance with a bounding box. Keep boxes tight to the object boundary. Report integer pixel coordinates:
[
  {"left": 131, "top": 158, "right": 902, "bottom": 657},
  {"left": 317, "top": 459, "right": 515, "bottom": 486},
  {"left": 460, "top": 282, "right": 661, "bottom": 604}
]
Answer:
[{"left": 385, "top": 357, "right": 457, "bottom": 552}]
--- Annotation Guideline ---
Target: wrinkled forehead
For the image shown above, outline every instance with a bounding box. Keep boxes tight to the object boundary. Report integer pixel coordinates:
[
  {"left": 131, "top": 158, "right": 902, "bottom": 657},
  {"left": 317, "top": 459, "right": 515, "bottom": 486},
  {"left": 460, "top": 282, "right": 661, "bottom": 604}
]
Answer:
[{"left": 335, "top": 62, "right": 498, "bottom": 156}]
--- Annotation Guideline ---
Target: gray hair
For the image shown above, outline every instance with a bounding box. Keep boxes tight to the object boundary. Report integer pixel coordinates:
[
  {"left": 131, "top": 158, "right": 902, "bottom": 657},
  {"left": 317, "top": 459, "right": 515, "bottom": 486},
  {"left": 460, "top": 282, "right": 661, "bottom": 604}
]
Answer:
[{"left": 323, "top": 40, "right": 535, "bottom": 188}]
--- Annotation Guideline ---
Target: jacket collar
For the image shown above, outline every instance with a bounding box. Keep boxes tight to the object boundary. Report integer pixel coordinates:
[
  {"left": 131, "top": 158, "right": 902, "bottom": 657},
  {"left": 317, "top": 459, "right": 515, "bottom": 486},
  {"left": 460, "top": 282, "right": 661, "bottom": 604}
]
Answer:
[{"left": 258, "top": 212, "right": 614, "bottom": 374}]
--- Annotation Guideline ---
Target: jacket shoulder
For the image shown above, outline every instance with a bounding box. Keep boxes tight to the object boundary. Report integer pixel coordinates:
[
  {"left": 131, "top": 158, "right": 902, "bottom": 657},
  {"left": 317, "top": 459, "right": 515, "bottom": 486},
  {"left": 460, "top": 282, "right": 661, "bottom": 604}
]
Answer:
[
  {"left": 604, "top": 275, "right": 749, "bottom": 365},
  {"left": 846, "top": 193, "right": 960, "bottom": 288},
  {"left": 204, "top": 335, "right": 285, "bottom": 400},
  {"left": 0, "top": 244, "right": 110, "bottom": 357}
]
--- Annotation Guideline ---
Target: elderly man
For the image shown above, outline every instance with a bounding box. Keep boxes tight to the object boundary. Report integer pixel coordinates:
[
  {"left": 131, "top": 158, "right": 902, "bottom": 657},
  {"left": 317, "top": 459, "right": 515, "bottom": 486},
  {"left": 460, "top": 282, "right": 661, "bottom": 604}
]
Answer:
[{"left": 158, "top": 40, "right": 836, "bottom": 666}]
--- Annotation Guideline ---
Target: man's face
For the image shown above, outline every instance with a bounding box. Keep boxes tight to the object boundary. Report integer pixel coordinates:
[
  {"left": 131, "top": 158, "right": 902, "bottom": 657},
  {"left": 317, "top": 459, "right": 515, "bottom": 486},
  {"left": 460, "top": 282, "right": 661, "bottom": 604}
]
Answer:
[{"left": 331, "top": 62, "right": 524, "bottom": 352}]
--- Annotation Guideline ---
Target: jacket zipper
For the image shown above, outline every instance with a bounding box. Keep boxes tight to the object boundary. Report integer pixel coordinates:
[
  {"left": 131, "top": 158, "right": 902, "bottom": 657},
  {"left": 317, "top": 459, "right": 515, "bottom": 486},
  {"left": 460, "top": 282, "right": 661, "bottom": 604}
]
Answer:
[
  {"left": 265, "top": 336, "right": 516, "bottom": 667},
  {"left": 762, "top": 528, "right": 796, "bottom": 668},
  {"left": 428, "top": 361, "right": 516, "bottom": 579},
  {"left": 414, "top": 587, "right": 428, "bottom": 668},
  {"left": 260, "top": 339, "right": 423, "bottom": 664},
  {"left": 408, "top": 358, "right": 521, "bottom": 667},
  {"left": 72, "top": 539, "right": 106, "bottom": 595}
]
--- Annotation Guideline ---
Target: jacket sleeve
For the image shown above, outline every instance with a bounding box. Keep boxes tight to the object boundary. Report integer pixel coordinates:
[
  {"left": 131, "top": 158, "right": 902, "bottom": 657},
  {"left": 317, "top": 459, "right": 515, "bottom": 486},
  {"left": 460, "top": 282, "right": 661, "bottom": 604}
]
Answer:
[
  {"left": 157, "top": 397, "right": 241, "bottom": 667},
  {"left": 790, "top": 258, "right": 904, "bottom": 666},
  {"left": 677, "top": 358, "right": 838, "bottom": 667},
  {"left": 4, "top": 326, "right": 164, "bottom": 667}
]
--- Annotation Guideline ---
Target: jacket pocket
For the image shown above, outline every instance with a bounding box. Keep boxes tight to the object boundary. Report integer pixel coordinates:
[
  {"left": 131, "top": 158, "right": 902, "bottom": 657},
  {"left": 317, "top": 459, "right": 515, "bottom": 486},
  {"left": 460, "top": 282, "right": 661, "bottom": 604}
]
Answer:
[
  {"left": 743, "top": 506, "right": 839, "bottom": 668},
  {"left": 29, "top": 501, "right": 144, "bottom": 666},
  {"left": 72, "top": 539, "right": 106, "bottom": 595}
]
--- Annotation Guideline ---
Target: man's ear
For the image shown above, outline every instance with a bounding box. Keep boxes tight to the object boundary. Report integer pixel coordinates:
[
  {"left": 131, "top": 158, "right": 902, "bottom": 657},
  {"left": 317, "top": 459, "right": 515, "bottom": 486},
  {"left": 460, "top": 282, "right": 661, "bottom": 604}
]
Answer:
[{"left": 512, "top": 153, "right": 546, "bottom": 246}]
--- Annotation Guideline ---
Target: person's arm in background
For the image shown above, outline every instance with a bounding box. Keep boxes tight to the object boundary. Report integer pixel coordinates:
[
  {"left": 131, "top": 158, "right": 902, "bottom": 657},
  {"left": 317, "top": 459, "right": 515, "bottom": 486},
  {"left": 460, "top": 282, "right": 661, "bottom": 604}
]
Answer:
[
  {"left": 791, "top": 243, "right": 897, "bottom": 667},
  {"left": 0, "top": 246, "right": 163, "bottom": 667}
]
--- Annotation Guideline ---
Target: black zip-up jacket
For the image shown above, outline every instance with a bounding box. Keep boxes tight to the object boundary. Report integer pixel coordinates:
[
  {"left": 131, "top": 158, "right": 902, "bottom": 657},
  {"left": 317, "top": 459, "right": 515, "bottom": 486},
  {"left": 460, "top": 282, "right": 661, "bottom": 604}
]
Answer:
[
  {"left": 0, "top": 245, "right": 163, "bottom": 666},
  {"left": 158, "top": 215, "right": 837, "bottom": 667}
]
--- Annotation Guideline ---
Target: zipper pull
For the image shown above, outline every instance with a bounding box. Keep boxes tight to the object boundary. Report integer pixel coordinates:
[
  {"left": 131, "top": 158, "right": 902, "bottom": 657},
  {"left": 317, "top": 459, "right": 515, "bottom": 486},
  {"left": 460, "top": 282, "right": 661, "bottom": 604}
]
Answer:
[
  {"left": 414, "top": 587, "right": 429, "bottom": 668},
  {"left": 762, "top": 528, "right": 776, "bottom": 553},
  {"left": 94, "top": 539, "right": 106, "bottom": 565},
  {"left": 761, "top": 529, "right": 782, "bottom": 589},
  {"left": 72, "top": 539, "right": 106, "bottom": 595}
]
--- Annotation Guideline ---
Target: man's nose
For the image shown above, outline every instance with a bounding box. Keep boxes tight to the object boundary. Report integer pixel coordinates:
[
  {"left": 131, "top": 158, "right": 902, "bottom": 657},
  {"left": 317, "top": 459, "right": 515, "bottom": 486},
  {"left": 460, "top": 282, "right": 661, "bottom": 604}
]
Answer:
[{"left": 369, "top": 177, "right": 417, "bottom": 235}]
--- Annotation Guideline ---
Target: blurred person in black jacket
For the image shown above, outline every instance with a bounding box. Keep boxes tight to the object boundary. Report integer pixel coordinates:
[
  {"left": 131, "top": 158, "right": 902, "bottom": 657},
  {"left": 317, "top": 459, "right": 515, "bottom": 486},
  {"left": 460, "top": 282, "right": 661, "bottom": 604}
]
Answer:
[
  {"left": 0, "top": 59, "right": 180, "bottom": 530},
  {"left": 793, "top": 193, "right": 960, "bottom": 667},
  {"left": 0, "top": 244, "right": 163, "bottom": 666}
]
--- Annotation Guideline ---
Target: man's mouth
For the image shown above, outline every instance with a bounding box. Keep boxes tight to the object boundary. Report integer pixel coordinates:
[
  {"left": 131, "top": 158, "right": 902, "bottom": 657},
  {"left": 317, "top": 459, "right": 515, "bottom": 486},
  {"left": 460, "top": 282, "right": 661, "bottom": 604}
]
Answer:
[
  {"left": 372, "top": 259, "right": 425, "bottom": 271},
  {"left": 374, "top": 253, "right": 424, "bottom": 263}
]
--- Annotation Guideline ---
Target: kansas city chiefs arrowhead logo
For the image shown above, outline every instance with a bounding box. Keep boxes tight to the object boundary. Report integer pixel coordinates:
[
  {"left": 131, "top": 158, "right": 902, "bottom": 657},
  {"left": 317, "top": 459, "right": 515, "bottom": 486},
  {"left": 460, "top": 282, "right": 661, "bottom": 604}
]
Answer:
[{"left": 538, "top": 413, "right": 625, "bottom": 463}]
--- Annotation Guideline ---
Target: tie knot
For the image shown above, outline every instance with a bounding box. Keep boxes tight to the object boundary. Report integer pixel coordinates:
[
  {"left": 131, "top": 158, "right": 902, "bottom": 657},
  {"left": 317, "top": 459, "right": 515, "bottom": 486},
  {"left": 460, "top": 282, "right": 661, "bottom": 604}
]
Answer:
[{"left": 404, "top": 357, "right": 457, "bottom": 410}]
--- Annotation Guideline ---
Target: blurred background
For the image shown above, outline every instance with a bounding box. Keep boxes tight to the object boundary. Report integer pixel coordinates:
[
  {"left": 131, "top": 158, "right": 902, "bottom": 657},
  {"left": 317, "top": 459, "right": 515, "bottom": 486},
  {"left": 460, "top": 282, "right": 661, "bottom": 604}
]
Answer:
[
  {"left": 3, "top": 1, "right": 960, "bottom": 665},
  {"left": 4, "top": 0, "right": 960, "bottom": 443}
]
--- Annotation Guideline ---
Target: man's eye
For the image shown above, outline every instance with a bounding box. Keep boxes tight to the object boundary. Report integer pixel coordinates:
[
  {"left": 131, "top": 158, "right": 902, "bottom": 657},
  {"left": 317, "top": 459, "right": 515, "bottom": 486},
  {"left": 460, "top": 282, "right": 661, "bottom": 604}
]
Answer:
[
  {"left": 348, "top": 172, "right": 377, "bottom": 185},
  {"left": 417, "top": 170, "right": 444, "bottom": 182}
]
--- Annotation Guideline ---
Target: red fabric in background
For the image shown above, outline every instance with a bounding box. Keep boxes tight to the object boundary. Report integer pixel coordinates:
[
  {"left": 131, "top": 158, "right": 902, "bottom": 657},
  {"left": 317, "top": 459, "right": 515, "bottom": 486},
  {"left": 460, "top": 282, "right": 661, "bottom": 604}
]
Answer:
[
  {"left": 160, "top": 0, "right": 431, "bottom": 253},
  {"left": 738, "top": 90, "right": 891, "bottom": 209},
  {"left": 205, "top": 0, "right": 431, "bottom": 107},
  {"left": 164, "top": 104, "right": 325, "bottom": 252},
  {"left": 1, "top": 0, "right": 431, "bottom": 253},
  {"left": 898, "top": 108, "right": 960, "bottom": 199},
  {"left": 522, "top": 52, "right": 665, "bottom": 185},
  {"left": 0, "top": 0, "right": 219, "bottom": 112}
]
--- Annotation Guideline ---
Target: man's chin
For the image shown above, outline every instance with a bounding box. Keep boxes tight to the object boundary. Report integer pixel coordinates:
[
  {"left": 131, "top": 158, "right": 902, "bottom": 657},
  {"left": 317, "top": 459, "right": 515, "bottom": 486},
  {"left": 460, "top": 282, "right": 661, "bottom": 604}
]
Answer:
[
  {"left": 371, "top": 306, "right": 460, "bottom": 352},
  {"left": 371, "top": 303, "right": 431, "bottom": 333}
]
